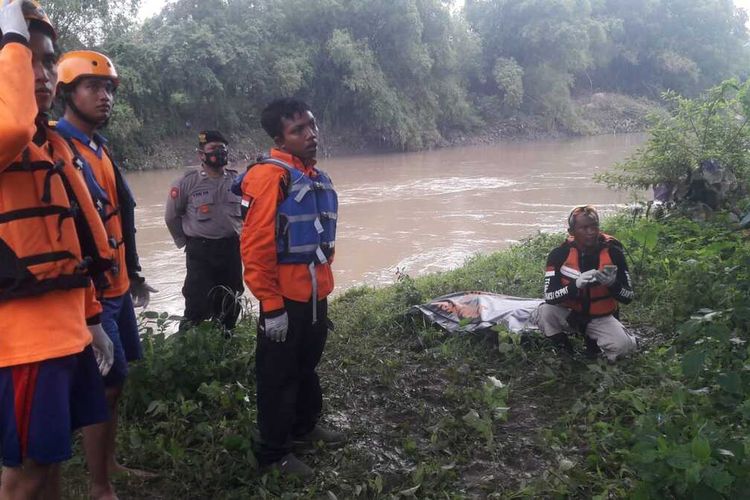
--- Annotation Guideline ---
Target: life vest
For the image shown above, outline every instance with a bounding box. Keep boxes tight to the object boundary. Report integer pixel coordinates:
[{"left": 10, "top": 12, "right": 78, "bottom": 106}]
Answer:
[
  {"left": 558, "top": 233, "right": 620, "bottom": 317},
  {"left": 54, "top": 124, "right": 141, "bottom": 282},
  {"left": 105, "top": 144, "right": 141, "bottom": 278},
  {"left": 252, "top": 156, "right": 338, "bottom": 265},
  {"left": 0, "top": 130, "right": 113, "bottom": 301}
]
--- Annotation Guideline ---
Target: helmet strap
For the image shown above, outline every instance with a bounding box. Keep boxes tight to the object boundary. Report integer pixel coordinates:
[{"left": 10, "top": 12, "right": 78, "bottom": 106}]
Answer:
[{"left": 65, "top": 92, "right": 109, "bottom": 129}]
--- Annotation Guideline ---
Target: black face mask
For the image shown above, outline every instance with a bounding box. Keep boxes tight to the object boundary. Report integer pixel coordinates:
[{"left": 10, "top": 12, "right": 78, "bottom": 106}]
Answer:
[{"left": 204, "top": 146, "right": 228, "bottom": 169}]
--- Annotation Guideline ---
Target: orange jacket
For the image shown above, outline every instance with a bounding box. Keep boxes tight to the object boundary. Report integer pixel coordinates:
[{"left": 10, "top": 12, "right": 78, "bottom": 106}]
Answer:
[
  {"left": 0, "top": 40, "right": 112, "bottom": 367},
  {"left": 240, "top": 148, "right": 334, "bottom": 312},
  {"left": 558, "top": 241, "right": 618, "bottom": 316},
  {"left": 85, "top": 282, "right": 103, "bottom": 322},
  {"left": 0, "top": 42, "right": 35, "bottom": 168},
  {"left": 66, "top": 134, "right": 130, "bottom": 297}
]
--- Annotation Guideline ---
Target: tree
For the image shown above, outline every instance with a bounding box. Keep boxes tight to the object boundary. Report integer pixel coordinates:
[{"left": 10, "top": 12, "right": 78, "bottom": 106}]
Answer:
[
  {"left": 465, "top": 0, "right": 603, "bottom": 128},
  {"left": 590, "top": 0, "right": 750, "bottom": 96},
  {"left": 45, "top": 0, "right": 141, "bottom": 49},
  {"left": 599, "top": 79, "right": 750, "bottom": 209},
  {"left": 41, "top": 0, "right": 750, "bottom": 165}
]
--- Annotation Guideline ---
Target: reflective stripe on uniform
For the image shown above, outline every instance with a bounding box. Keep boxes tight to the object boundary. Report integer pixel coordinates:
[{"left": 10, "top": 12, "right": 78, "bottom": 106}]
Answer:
[{"left": 560, "top": 265, "right": 580, "bottom": 280}]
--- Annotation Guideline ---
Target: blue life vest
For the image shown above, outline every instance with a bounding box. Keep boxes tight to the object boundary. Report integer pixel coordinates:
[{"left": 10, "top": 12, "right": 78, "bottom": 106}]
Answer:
[
  {"left": 230, "top": 169, "right": 245, "bottom": 196},
  {"left": 255, "top": 157, "right": 337, "bottom": 265}
]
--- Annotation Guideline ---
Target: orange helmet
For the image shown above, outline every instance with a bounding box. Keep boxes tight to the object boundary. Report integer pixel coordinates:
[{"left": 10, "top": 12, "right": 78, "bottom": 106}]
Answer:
[
  {"left": 21, "top": 0, "right": 56, "bottom": 41},
  {"left": 57, "top": 50, "right": 119, "bottom": 89}
]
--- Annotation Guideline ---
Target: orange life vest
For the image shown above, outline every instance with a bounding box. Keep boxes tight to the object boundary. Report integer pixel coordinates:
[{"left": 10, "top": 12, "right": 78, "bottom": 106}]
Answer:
[
  {"left": 559, "top": 233, "right": 619, "bottom": 317},
  {"left": 60, "top": 133, "right": 131, "bottom": 297},
  {"left": 0, "top": 130, "right": 113, "bottom": 301}
]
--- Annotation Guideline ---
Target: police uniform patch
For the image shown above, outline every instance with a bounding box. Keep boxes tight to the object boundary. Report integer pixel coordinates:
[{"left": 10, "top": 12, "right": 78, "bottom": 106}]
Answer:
[
  {"left": 170, "top": 187, "right": 179, "bottom": 199},
  {"left": 200, "top": 204, "right": 210, "bottom": 214}
]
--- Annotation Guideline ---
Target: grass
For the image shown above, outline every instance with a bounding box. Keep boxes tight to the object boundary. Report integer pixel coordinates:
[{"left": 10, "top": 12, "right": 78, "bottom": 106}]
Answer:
[{"left": 61, "top": 211, "right": 750, "bottom": 498}]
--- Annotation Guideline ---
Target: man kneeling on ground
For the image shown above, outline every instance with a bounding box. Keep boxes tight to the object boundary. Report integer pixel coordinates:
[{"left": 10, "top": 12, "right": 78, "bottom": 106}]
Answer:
[{"left": 538, "top": 205, "right": 638, "bottom": 361}]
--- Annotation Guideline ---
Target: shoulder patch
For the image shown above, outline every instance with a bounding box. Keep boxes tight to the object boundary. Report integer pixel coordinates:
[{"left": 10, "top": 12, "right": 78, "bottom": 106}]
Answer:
[{"left": 170, "top": 187, "right": 179, "bottom": 199}]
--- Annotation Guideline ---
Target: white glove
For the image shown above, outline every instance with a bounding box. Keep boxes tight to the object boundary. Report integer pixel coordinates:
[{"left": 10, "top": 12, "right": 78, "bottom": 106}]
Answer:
[
  {"left": 130, "top": 279, "right": 158, "bottom": 308},
  {"left": 89, "top": 324, "right": 114, "bottom": 376},
  {"left": 575, "top": 269, "right": 598, "bottom": 289},
  {"left": 262, "top": 311, "right": 288, "bottom": 343},
  {"left": 595, "top": 267, "right": 618, "bottom": 287},
  {"left": 0, "top": 0, "right": 29, "bottom": 41}
]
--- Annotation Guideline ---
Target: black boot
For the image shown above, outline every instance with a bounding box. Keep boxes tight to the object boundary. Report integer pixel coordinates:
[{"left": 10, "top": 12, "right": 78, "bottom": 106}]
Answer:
[
  {"left": 584, "top": 335, "right": 601, "bottom": 359},
  {"left": 548, "top": 332, "right": 573, "bottom": 355}
]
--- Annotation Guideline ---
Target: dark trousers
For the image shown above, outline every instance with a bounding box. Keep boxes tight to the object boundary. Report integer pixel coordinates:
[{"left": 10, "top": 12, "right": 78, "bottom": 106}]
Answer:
[
  {"left": 181, "top": 236, "right": 244, "bottom": 331},
  {"left": 255, "top": 298, "right": 328, "bottom": 465}
]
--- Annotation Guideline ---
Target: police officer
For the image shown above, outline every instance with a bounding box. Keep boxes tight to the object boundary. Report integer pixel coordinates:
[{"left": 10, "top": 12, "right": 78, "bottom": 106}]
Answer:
[{"left": 165, "top": 130, "right": 244, "bottom": 331}]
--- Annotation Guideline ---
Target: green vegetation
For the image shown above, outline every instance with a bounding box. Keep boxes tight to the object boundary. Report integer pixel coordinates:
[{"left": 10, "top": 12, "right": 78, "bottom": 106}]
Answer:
[
  {"left": 60, "top": 79, "right": 750, "bottom": 496},
  {"left": 45, "top": 0, "right": 749, "bottom": 166},
  {"left": 47, "top": 6, "right": 750, "bottom": 495},
  {"left": 60, "top": 211, "right": 750, "bottom": 498},
  {"left": 600, "top": 79, "right": 750, "bottom": 208},
  {"left": 545, "top": 215, "right": 750, "bottom": 498}
]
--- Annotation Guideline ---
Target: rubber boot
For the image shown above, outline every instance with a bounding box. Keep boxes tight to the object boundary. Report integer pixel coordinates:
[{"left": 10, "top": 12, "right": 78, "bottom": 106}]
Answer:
[
  {"left": 548, "top": 332, "right": 574, "bottom": 355},
  {"left": 293, "top": 425, "right": 347, "bottom": 448},
  {"left": 263, "top": 453, "right": 314, "bottom": 478},
  {"left": 584, "top": 335, "right": 602, "bottom": 359}
]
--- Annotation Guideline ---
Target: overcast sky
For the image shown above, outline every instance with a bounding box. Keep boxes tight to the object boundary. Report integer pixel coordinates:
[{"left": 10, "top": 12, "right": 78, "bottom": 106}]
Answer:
[
  {"left": 138, "top": 0, "right": 750, "bottom": 23},
  {"left": 137, "top": 0, "right": 168, "bottom": 21}
]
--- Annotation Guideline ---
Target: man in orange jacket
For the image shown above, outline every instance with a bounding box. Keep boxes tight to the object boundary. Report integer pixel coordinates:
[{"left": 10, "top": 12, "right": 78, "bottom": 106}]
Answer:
[
  {"left": 539, "top": 205, "right": 638, "bottom": 361},
  {"left": 0, "top": 2, "right": 115, "bottom": 498},
  {"left": 54, "top": 49, "right": 157, "bottom": 493},
  {"left": 240, "top": 98, "right": 344, "bottom": 477}
]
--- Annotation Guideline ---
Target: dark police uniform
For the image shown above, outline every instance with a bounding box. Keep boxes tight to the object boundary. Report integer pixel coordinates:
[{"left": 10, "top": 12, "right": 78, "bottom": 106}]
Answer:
[{"left": 165, "top": 167, "right": 244, "bottom": 330}]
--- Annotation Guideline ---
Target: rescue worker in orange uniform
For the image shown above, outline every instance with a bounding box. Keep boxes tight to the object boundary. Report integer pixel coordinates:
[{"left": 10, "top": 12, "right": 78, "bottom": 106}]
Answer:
[
  {"left": 239, "top": 98, "right": 344, "bottom": 477},
  {"left": 54, "top": 49, "right": 156, "bottom": 487},
  {"left": 539, "top": 205, "right": 638, "bottom": 361},
  {"left": 0, "top": 2, "right": 116, "bottom": 498}
]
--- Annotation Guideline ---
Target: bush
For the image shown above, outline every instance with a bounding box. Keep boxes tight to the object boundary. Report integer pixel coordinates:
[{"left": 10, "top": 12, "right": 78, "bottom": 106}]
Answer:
[
  {"left": 599, "top": 79, "right": 750, "bottom": 209},
  {"left": 119, "top": 323, "right": 261, "bottom": 497},
  {"left": 89, "top": 211, "right": 750, "bottom": 498},
  {"left": 537, "top": 213, "right": 750, "bottom": 498}
]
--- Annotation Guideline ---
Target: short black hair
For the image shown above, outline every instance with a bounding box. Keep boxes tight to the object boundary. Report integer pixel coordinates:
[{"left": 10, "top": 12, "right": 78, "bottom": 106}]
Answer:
[
  {"left": 28, "top": 19, "right": 55, "bottom": 41},
  {"left": 567, "top": 205, "right": 600, "bottom": 230},
  {"left": 260, "top": 98, "right": 311, "bottom": 139},
  {"left": 27, "top": 20, "right": 60, "bottom": 55}
]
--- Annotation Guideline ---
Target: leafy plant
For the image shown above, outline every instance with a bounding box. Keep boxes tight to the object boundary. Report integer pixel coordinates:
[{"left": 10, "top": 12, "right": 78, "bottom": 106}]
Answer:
[{"left": 599, "top": 79, "right": 750, "bottom": 209}]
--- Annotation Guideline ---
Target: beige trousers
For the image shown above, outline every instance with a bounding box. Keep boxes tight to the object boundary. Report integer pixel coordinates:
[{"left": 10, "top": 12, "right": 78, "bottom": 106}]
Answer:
[{"left": 537, "top": 303, "right": 637, "bottom": 361}]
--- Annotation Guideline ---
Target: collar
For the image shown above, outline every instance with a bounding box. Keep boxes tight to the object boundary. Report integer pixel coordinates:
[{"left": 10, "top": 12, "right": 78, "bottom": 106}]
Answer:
[
  {"left": 269, "top": 148, "right": 317, "bottom": 174},
  {"left": 56, "top": 118, "right": 108, "bottom": 158},
  {"left": 199, "top": 168, "right": 229, "bottom": 178}
]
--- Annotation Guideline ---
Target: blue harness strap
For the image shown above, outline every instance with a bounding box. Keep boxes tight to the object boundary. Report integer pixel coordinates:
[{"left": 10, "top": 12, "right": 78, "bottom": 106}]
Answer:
[
  {"left": 53, "top": 127, "right": 111, "bottom": 218},
  {"left": 238, "top": 155, "right": 338, "bottom": 323}
]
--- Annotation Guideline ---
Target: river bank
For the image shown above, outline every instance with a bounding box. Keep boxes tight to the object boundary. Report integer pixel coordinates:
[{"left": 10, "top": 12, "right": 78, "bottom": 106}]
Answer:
[
  {"left": 61, "top": 210, "right": 750, "bottom": 498},
  {"left": 126, "top": 92, "right": 659, "bottom": 170}
]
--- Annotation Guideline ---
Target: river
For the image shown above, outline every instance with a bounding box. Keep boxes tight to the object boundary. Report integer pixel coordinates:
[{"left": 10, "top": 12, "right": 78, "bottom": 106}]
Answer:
[{"left": 126, "top": 133, "right": 646, "bottom": 316}]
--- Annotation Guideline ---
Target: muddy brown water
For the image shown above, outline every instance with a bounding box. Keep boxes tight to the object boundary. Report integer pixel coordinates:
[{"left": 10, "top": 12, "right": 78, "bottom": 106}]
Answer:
[{"left": 126, "top": 133, "right": 645, "bottom": 316}]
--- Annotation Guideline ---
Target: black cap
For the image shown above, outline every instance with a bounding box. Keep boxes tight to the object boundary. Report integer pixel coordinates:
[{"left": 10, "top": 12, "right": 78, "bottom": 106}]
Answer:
[{"left": 198, "top": 130, "right": 228, "bottom": 147}]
